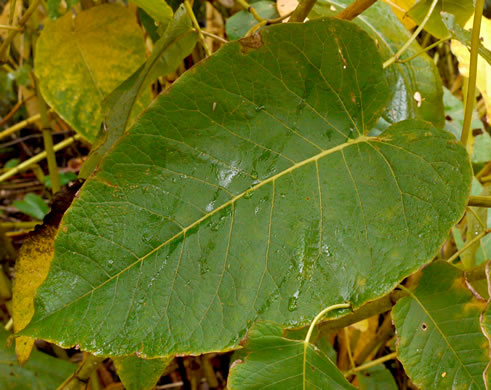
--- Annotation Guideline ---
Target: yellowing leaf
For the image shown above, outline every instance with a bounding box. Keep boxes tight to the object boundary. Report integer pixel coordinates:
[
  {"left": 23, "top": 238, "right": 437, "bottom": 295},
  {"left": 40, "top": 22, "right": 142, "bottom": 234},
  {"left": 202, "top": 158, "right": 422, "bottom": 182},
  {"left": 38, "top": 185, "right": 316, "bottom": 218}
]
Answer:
[
  {"left": 35, "top": 4, "right": 148, "bottom": 142},
  {"left": 451, "top": 15, "right": 491, "bottom": 120},
  {"left": 12, "top": 224, "right": 57, "bottom": 364},
  {"left": 383, "top": 0, "right": 416, "bottom": 29},
  {"left": 12, "top": 183, "right": 82, "bottom": 364}
]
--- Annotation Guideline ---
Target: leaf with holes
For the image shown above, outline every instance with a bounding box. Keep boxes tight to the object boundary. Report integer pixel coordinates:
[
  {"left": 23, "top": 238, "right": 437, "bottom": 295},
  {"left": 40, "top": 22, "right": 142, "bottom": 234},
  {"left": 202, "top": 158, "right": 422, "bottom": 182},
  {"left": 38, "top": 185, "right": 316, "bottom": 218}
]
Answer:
[
  {"left": 21, "top": 18, "right": 471, "bottom": 357},
  {"left": 392, "top": 261, "right": 488, "bottom": 389},
  {"left": 227, "top": 321, "right": 355, "bottom": 389}
]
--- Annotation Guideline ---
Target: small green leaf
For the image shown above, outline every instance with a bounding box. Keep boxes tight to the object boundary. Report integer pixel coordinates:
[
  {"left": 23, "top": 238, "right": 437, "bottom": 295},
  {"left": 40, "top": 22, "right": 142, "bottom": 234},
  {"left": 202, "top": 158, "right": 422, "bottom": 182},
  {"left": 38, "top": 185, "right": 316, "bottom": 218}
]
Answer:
[
  {"left": 4, "top": 158, "right": 20, "bottom": 169},
  {"left": 13, "top": 193, "right": 50, "bottom": 220},
  {"left": 393, "top": 261, "right": 488, "bottom": 389},
  {"left": 227, "top": 322, "right": 355, "bottom": 389},
  {"left": 44, "top": 172, "right": 77, "bottom": 189},
  {"left": 357, "top": 366, "right": 398, "bottom": 390},
  {"left": 408, "top": 0, "right": 474, "bottom": 39},
  {"left": 35, "top": 4, "right": 148, "bottom": 142},
  {"left": 226, "top": 1, "right": 279, "bottom": 40},
  {"left": 114, "top": 355, "right": 173, "bottom": 390},
  {"left": 0, "top": 328, "right": 75, "bottom": 389}
]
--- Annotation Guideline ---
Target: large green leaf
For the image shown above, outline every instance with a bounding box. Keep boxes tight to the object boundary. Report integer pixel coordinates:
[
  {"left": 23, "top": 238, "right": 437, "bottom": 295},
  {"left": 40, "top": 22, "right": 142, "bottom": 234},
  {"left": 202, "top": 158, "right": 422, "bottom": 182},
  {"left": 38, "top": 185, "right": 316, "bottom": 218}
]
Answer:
[
  {"left": 311, "top": 0, "right": 444, "bottom": 130},
  {"left": 35, "top": 4, "right": 148, "bottom": 142},
  {"left": 408, "top": 0, "right": 474, "bottom": 39},
  {"left": 393, "top": 261, "right": 488, "bottom": 389},
  {"left": 227, "top": 322, "right": 354, "bottom": 389},
  {"left": 80, "top": 5, "right": 198, "bottom": 178},
  {"left": 22, "top": 18, "right": 471, "bottom": 357},
  {"left": 0, "top": 329, "right": 75, "bottom": 389},
  {"left": 114, "top": 355, "right": 173, "bottom": 390}
]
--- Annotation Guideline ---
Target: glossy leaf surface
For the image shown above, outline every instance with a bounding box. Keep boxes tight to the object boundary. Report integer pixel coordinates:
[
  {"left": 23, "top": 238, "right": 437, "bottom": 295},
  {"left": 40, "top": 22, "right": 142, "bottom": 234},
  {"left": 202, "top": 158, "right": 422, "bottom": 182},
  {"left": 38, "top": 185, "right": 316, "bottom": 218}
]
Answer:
[
  {"left": 311, "top": 0, "right": 444, "bottom": 130},
  {"left": 227, "top": 322, "right": 354, "bottom": 389},
  {"left": 393, "top": 261, "right": 488, "bottom": 389},
  {"left": 35, "top": 4, "right": 147, "bottom": 142},
  {"left": 0, "top": 329, "right": 74, "bottom": 389},
  {"left": 23, "top": 18, "right": 471, "bottom": 357}
]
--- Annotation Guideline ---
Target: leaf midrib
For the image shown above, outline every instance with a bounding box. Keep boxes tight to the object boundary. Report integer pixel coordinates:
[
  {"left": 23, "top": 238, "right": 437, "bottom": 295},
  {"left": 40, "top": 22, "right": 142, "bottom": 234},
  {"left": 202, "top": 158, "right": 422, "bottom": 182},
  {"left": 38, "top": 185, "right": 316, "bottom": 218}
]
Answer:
[{"left": 30, "top": 134, "right": 376, "bottom": 325}]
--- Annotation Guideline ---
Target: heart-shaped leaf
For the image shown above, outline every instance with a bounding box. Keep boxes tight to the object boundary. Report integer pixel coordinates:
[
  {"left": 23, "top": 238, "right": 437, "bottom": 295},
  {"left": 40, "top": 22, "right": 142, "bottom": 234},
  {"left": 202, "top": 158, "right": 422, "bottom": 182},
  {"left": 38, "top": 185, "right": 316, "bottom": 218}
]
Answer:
[
  {"left": 393, "top": 261, "right": 488, "bottom": 389},
  {"left": 22, "top": 18, "right": 471, "bottom": 357},
  {"left": 227, "top": 322, "right": 355, "bottom": 389},
  {"left": 35, "top": 4, "right": 148, "bottom": 142}
]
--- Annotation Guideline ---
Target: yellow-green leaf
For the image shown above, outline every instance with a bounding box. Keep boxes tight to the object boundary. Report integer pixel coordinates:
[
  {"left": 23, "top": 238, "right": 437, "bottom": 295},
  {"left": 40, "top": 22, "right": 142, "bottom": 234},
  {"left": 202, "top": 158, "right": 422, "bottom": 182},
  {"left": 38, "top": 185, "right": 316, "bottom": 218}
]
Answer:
[{"left": 34, "top": 4, "right": 148, "bottom": 142}]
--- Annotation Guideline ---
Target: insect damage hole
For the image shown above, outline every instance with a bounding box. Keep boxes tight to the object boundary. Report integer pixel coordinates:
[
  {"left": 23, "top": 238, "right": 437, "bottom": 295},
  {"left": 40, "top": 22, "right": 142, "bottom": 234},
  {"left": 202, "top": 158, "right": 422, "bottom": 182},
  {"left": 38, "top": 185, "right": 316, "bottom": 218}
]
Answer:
[{"left": 420, "top": 322, "right": 428, "bottom": 331}]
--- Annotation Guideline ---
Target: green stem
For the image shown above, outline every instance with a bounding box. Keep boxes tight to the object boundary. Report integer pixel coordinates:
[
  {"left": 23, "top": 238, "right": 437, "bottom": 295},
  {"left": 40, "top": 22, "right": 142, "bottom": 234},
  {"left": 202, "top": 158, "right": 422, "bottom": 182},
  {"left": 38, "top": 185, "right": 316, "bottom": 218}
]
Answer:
[
  {"left": 289, "top": 0, "right": 318, "bottom": 23},
  {"left": 343, "top": 352, "right": 397, "bottom": 376},
  {"left": 8, "top": 0, "right": 17, "bottom": 25},
  {"left": 57, "top": 354, "right": 104, "bottom": 390},
  {"left": 303, "top": 303, "right": 351, "bottom": 390},
  {"left": 383, "top": 0, "right": 438, "bottom": 68},
  {"left": 236, "top": 0, "right": 265, "bottom": 22},
  {"left": 0, "top": 221, "right": 41, "bottom": 229},
  {"left": 0, "top": 24, "right": 22, "bottom": 31},
  {"left": 0, "top": 113, "right": 42, "bottom": 140},
  {"left": 447, "top": 229, "right": 490, "bottom": 264},
  {"left": 184, "top": 0, "right": 211, "bottom": 57},
  {"left": 396, "top": 37, "right": 449, "bottom": 64},
  {"left": 468, "top": 196, "right": 491, "bottom": 208},
  {"left": 461, "top": 0, "right": 485, "bottom": 147},
  {"left": 0, "top": 134, "right": 81, "bottom": 183},
  {"left": 35, "top": 78, "right": 60, "bottom": 193}
]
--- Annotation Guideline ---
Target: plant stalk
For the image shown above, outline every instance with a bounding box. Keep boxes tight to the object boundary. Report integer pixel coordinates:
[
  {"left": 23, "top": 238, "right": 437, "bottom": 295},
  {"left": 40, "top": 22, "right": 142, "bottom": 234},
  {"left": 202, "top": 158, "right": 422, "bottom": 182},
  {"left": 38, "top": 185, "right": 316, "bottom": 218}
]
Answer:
[
  {"left": 0, "top": 0, "right": 42, "bottom": 62},
  {"left": 343, "top": 352, "right": 397, "bottom": 376},
  {"left": 447, "top": 229, "right": 490, "bottom": 264},
  {"left": 35, "top": 78, "right": 60, "bottom": 193},
  {"left": 184, "top": 0, "right": 211, "bottom": 57},
  {"left": 383, "top": 0, "right": 438, "bottom": 68},
  {"left": 0, "top": 134, "right": 81, "bottom": 183},
  {"left": 336, "top": 0, "right": 378, "bottom": 21},
  {"left": 396, "top": 37, "right": 450, "bottom": 64},
  {"left": 468, "top": 196, "right": 491, "bottom": 208},
  {"left": 57, "top": 353, "right": 104, "bottom": 390},
  {"left": 303, "top": 303, "right": 351, "bottom": 390},
  {"left": 461, "top": 0, "right": 485, "bottom": 147},
  {"left": 0, "top": 113, "right": 41, "bottom": 140},
  {"left": 289, "top": 0, "right": 317, "bottom": 22}
]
